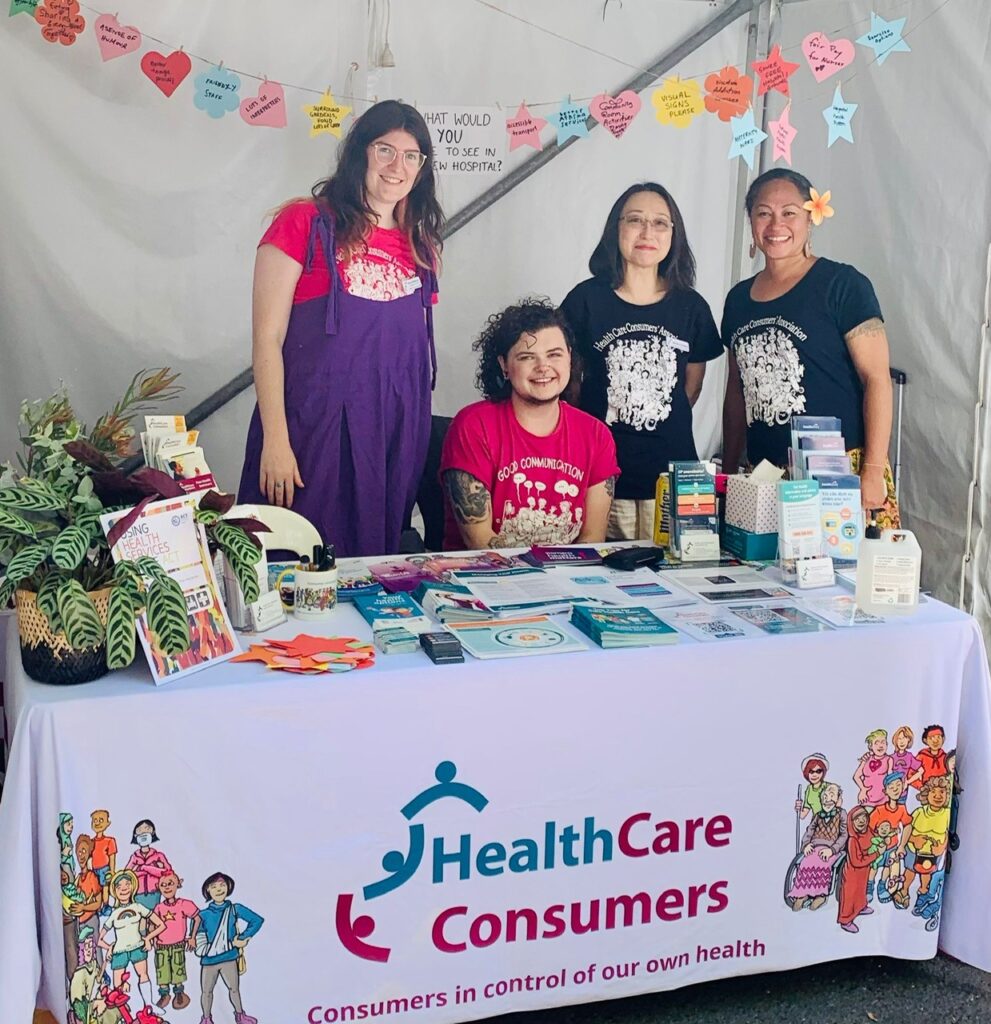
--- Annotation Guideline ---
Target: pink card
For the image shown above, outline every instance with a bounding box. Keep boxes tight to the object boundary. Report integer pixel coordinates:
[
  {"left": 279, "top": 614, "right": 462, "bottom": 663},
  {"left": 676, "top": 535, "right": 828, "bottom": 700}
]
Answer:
[
  {"left": 94, "top": 12, "right": 141, "bottom": 61},
  {"left": 239, "top": 80, "right": 287, "bottom": 128}
]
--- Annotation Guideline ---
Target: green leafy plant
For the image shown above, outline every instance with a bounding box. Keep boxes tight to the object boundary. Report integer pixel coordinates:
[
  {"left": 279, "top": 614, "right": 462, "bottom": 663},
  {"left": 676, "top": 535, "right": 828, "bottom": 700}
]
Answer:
[{"left": 1, "top": 371, "right": 266, "bottom": 671}]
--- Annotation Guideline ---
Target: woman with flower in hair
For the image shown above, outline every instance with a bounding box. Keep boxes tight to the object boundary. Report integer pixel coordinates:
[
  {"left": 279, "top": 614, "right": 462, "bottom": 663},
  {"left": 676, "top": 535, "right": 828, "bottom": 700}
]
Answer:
[{"left": 721, "top": 168, "right": 899, "bottom": 526}]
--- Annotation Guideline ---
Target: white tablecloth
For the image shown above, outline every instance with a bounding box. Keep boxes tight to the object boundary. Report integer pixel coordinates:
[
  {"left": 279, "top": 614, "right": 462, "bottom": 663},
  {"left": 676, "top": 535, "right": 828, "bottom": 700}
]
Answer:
[{"left": 1, "top": 595, "right": 990, "bottom": 1024}]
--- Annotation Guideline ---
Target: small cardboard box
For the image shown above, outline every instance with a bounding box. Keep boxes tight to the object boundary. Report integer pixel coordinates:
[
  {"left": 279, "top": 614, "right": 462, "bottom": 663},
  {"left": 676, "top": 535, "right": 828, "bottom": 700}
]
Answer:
[
  {"left": 721, "top": 522, "right": 779, "bottom": 561},
  {"left": 725, "top": 473, "right": 780, "bottom": 533}
]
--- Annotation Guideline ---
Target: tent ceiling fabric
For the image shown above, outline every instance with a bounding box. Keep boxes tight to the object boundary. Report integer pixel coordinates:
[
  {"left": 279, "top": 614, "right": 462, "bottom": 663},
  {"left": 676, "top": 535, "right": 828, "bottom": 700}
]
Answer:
[{"left": 0, "top": 0, "right": 988, "bottom": 639}]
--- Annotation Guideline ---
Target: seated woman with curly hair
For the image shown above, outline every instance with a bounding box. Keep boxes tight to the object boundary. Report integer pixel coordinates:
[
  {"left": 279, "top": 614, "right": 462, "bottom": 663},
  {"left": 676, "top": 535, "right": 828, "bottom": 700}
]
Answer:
[{"left": 440, "top": 299, "right": 620, "bottom": 550}]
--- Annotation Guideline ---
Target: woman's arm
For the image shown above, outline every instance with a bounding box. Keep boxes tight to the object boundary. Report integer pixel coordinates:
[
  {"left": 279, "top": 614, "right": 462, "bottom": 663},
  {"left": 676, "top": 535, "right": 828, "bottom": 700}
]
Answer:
[
  {"left": 442, "top": 470, "right": 503, "bottom": 548},
  {"left": 845, "top": 318, "right": 892, "bottom": 511},
  {"left": 721, "top": 351, "right": 747, "bottom": 473},
  {"left": 577, "top": 477, "right": 615, "bottom": 543},
  {"left": 253, "top": 244, "right": 304, "bottom": 507},
  {"left": 685, "top": 363, "right": 706, "bottom": 407}
]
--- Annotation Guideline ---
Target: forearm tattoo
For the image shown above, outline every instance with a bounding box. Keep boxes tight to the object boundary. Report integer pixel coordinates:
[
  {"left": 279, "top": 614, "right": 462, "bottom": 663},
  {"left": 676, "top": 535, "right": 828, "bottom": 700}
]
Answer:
[
  {"left": 604, "top": 475, "right": 617, "bottom": 498},
  {"left": 846, "top": 317, "right": 884, "bottom": 341},
  {"left": 443, "top": 469, "right": 492, "bottom": 525}
]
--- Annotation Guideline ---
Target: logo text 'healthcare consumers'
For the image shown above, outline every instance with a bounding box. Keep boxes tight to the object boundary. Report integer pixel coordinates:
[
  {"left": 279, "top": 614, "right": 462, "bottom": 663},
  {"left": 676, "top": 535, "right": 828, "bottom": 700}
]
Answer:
[{"left": 335, "top": 761, "right": 733, "bottom": 960}]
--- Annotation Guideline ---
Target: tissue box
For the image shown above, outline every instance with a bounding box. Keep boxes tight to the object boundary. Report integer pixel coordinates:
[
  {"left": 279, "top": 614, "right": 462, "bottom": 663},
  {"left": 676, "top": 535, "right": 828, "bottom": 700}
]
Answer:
[
  {"left": 721, "top": 522, "right": 779, "bottom": 561},
  {"left": 725, "top": 475, "right": 779, "bottom": 533}
]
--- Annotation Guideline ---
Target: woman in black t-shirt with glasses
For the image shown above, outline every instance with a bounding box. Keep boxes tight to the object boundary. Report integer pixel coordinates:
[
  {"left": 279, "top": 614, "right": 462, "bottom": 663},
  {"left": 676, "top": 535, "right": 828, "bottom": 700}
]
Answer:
[
  {"left": 721, "top": 168, "right": 899, "bottom": 525},
  {"left": 561, "top": 182, "right": 722, "bottom": 541}
]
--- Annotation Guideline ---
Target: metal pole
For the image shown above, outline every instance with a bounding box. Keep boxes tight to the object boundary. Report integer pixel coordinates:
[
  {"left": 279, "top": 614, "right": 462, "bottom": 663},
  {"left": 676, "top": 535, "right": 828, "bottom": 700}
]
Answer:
[{"left": 184, "top": 0, "right": 755, "bottom": 432}]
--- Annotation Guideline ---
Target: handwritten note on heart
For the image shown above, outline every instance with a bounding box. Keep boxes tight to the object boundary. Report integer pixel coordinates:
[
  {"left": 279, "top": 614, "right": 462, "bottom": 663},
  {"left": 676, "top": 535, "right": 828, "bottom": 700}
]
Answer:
[
  {"left": 239, "top": 81, "right": 287, "bottom": 128},
  {"left": 140, "top": 50, "right": 192, "bottom": 97},
  {"left": 589, "top": 90, "right": 641, "bottom": 139},
  {"left": 802, "top": 31, "right": 855, "bottom": 83},
  {"left": 94, "top": 13, "right": 140, "bottom": 61}
]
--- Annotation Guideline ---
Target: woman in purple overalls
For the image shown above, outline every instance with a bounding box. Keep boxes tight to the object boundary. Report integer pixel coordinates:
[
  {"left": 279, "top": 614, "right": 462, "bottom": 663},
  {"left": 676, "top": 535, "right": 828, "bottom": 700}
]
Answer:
[{"left": 238, "top": 101, "right": 443, "bottom": 556}]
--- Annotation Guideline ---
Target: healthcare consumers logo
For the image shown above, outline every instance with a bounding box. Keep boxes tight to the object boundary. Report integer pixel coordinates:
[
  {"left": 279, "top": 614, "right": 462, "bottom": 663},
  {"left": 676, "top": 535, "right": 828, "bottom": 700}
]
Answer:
[{"left": 335, "top": 760, "right": 734, "bottom": 962}]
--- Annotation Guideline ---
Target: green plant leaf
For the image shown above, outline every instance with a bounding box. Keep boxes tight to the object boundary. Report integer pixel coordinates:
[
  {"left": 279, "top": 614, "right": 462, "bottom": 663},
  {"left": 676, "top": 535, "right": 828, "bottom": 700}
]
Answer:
[
  {"left": 105, "top": 585, "right": 137, "bottom": 670},
  {"left": 0, "top": 577, "right": 14, "bottom": 609},
  {"left": 135, "top": 556, "right": 170, "bottom": 584},
  {"left": 51, "top": 525, "right": 92, "bottom": 571},
  {"left": 5, "top": 542, "right": 50, "bottom": 584},
  {"left": 212, "top": 521, "right": 262, "bottom": 566},
  {"left": 56, "top": 579, "right": 105, "bottom": 649},
  {"left": 194, "top": 508, "right": 221, "bottom": 526},
  {"left": 0, "top": 506, "right": 37, "bottom": 538},
  {"left": 36, "top": 571, "right": 66, "bottom": 633},
  {"left": 146, "top": 577, "right": 190, "bottom": 655},
  {"left": 0, "top": 482, "right": 63, "bottom": 511},
  {"left": 229, "top": 552, "right": 261, "bottom": 604}
]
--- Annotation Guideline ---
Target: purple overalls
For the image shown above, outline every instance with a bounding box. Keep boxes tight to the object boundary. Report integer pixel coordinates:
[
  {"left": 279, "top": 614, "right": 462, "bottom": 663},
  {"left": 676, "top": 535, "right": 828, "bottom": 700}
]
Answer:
[{"left": 238, "top": 208, "right": 436, "bottom": 556}]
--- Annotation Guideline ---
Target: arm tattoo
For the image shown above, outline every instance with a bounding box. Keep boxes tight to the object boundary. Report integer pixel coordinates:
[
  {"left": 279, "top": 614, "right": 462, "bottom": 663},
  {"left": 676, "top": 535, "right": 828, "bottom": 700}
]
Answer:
[
  {"left": 603, "top": 475, "right": 617, "bottom": 498},
  {"left": 846, "top": 317, "right": 884, "bottom": 341},
  {"left": 442, "top": 469, "right": 492, "bottom": 525}
]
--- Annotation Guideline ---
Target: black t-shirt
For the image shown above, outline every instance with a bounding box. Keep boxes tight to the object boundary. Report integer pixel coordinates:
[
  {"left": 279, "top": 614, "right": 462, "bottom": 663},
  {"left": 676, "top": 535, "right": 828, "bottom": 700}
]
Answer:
[
  {"left": 560, "top": 277, "right": 722, "bottom": 499},
  {"left": 720, "top": 258, "right": 883, "bottom": 468}
]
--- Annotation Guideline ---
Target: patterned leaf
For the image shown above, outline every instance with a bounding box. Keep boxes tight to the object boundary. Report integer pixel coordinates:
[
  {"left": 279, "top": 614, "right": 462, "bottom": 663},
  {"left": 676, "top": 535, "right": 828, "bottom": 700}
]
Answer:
[
  {"left": 213, "top": 521, "right": 262, "bottom": 566},
  {"left": 75, "top": 509, "right": 104, "bottom": 533},
  {"left": 146, "top": 577, "right": 190, "bottom": 656},
  {"left": 135, "top": 556, "right": 170, "bottom": 583},
  {"left": 0, "top": 483, "right": 63, "bottom": 511},
  {"left": 105, "top": 585, "right": 137, "bottom": 670},
  {"left": 0, "top": 506, "right": 37, "bottom": 538},
  {"left": 0, "top": 577, "right": 14, "bottom": 609},
  {"left": 230, "top": 553, "right": 261, "bottom": 604},
  {"left": 56, "top": 579, "right": 105, "bottom": 649},
  {"left": 36, "top": 571, "right": 66, "bottom": 633},
  {"left": 5, "top": 542, "right": 50, "bottom": 584},
  {"left": 194, "top": 508, "right": 221, "bottom": 526},
  {"left": 51, "top": 525, "right": 92, "bottom": 570}
]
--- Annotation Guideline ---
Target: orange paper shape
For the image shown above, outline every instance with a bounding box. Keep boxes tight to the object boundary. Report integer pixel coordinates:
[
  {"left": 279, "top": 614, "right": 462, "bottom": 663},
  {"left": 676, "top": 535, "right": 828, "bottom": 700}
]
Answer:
[
  {"left": 231, "top": 644, "right": 285, "bottom": 667},
  {"left": 35, "top": 0, "right": 84, "bottom": 45},
  {"left": 752, "top": 44, "right": 801, "bottom": 98},
  {"left": 803, "top": 188, "right": 834, "bottom": 226},
  {"left": 703, "top": 66, "right": 753, "bottom": 122},
  {"left": 268, "top": 634, "right": 366, "bottom": 658}
]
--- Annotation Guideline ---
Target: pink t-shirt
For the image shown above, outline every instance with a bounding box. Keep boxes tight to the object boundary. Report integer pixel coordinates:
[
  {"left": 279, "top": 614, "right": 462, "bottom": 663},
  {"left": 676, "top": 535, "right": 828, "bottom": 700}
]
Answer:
[
  {"left": 154, "top": 897, "right": 199, "bottom": 946},
  {"left": 440, "top": 399, "right": 620, "bottom": 549},
  {"left": 259, "top": 200, "right": 437, "bottom": 305}
]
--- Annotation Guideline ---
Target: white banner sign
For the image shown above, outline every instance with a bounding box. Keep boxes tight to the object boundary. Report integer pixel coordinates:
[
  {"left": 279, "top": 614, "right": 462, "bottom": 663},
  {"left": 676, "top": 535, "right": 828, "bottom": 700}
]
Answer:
[{"left": 422, "top": 106, "right": 505, "bottom": 176}]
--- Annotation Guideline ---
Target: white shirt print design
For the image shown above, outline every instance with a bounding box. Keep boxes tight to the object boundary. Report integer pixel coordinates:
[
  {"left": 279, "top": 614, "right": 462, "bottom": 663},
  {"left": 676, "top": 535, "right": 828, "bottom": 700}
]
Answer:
[
  {"left": 735, "top": 324, "right": 806, "bottom": 426},
  {"left": 497, "top": 472, "right": 583, "bottom": 545},
  {"left": 604, "top": 334, "right": 678, "bottom": 431}
]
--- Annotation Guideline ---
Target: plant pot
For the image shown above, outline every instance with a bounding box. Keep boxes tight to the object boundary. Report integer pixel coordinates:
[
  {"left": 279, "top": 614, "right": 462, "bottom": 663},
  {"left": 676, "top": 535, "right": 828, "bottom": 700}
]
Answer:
[{"left": 14, "top": 587, "right": 113, "bottom": 685}]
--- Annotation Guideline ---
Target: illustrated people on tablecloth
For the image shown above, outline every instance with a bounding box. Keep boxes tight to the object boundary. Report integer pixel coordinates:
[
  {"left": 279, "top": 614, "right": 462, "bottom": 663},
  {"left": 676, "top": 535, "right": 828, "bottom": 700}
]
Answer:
[
  {"left": 90, "top": 809, "right": 118, "bottom": 912},
  {"left": 68, "top": 925, "right": 101, "bottom": 1024},
  {"left": 946, "top": 748, "right": 963, "bottom": 867},
  {"left": 836, "top": 806, "right": 876, "bottom": 933},
  {"left": 916, "top": 724, "right": 948, "bottom": 784},
  {"left": 126, "top": 819, "right": 174, "bottom": 912},
  {"left": 867, "top": 772, "right": 912, "bottom": 904},
  {"left": 892, "top": 774, "right": 952, "bottom": 917},
  {"left": 195, "top": 871, "right": 264, "bottom": 1024},
  {"left": 794, "top": 753, "right": 828, "bottom": 820},
  {"left": 68, "top": 832, "right": 105, "bottom": 996},
  {"left": 890, "top": 726, "right": 924, "bottom": 800},
  {"left": 153, "top": 871, "right": 200, "bottom": 1012},
  {"left": 58, "top": 812, "right": 76, "bottom": 876},
  {"left": 98, "top": 870, "right": 166, "bottom": 1016},
  {"left": 853, "top": 729, "right": 892, "bottom": 806},
  {"left": 786, "top": 781, "right": 847, "bottom": 911},
  {"left": 61, "top": 864, "right": 87, "bottom": 981}
]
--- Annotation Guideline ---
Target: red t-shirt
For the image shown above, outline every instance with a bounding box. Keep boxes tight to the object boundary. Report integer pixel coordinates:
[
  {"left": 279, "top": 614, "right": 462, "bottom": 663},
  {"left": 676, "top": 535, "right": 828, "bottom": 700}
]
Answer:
[
  {"left": 259, "top": 200, "right": 437, "bottom": 305},
  {"left": 440, "top": 399, "right": 620, "bottom": 549}
]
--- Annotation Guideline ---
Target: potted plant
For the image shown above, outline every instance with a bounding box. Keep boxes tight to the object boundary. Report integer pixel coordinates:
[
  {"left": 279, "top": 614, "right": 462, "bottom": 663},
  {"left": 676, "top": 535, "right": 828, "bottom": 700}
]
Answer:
[{"left": 0, "top": 370, "right": 265, "bottom": 684}]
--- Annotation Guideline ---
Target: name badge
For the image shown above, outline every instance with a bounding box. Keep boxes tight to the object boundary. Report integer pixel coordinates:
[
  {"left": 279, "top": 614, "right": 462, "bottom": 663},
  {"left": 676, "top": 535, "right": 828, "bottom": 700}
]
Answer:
[{"left": 403, "top": 274, "right": 423, "bottom": 295}]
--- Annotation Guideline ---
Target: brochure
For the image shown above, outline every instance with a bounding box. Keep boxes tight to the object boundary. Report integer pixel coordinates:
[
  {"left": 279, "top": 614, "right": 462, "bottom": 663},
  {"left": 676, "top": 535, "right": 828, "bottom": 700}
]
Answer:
[
  {"left": 100, "top": 496, "right": 239, "bottom": 684},
  {"left": 413, "top": 580, "right": 491, "bottom": 622},
  {"left": 801, "top": 595, "right": 886, "bottom": 627},
  {"left": 560, "top": 567, "right": 694, "bottom": 609},
  {"left": 728, "top": 602, "right": 834, "bottom": 635},
  {"left": 695, "top": 585, "right": 794, "bottom": 603},
  {"left": 664, "top": 606, "right": 767, "bottom": 642},
  {"left": 446, "top": 615, "right": 588, "bottom": 660},
  {"left": 352, "top": 591, "right": 433, "bottom": 634},
  {"left": 570, "top": 605, "right": 679, "bottom": 648},
  {"left": 452, "top": 566, "right": 580, "bottom": 615},
  {"left": 519, "top": 545, "right": 604, "bottom": 568},
  {"left": 654, "top": 566, "right": 774, "bottom": 598},
  {"left": 336, "top": 560, "right": 385, "bottom": 601}
]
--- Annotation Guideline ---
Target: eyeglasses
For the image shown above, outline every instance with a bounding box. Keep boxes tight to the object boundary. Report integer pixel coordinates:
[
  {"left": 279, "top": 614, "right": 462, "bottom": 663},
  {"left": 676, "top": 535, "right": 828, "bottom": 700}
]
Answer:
[
  {"left": 370, "top": 142, "right": 428, "bottom": 170},
  {"left": 620, "top": 214, "right": 673, "bottom": 233}
]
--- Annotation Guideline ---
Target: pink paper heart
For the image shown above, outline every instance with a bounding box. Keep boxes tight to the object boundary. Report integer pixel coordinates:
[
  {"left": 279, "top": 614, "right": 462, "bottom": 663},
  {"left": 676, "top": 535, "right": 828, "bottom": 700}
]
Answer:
[
  {"left": 239, "top": 81, "right": 287, "bottom": 128},
  {"left": 94, "top": 13, "right": 141, "bottom": 62},
  {"left": 589, "top": 90, "right": 642, "bottom": 139},
  {"left": 801, "top": 31, "right": 855, "bottom": 83},
  {"left": 140, "top": 50, "right": 192, "bottom": 98}
]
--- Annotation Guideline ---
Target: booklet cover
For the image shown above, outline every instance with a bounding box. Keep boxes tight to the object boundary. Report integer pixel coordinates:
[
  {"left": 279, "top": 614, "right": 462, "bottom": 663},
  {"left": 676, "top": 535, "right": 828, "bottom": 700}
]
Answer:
[
  {"left": 452, "top": 566, "right": 580, "bottom": 615},
  {"left": 446, "top": 615, "right": 588, "bottom": 660},
  {"left": 100, "top": 496, "right": 239, "bottom": 684},
  {"left": 336, "top": 560, "right": 385, "bottom": 601},
  {"left": 664, "top": 606, "right": 766, "bottom": 642},
  {"left": 413, "top": 580, "right": 491, "bottom": 622},
  {"left": 561, "top": 567, "right": 694, "bottom": 610},
  {"left": 570, "top": 605, "right": 679, "bottom": 648},
  {"left": 728, "top": 602, "right": 834, "bottom": 635},
  {"left": 801, "top": 595, "right": 886, "bottom": 627},
  {"left": 352, "top": 591, "right": 433, "bottom": 634},
  {"left": 520, "top": 545, "right": 604, "bottom": 567}
]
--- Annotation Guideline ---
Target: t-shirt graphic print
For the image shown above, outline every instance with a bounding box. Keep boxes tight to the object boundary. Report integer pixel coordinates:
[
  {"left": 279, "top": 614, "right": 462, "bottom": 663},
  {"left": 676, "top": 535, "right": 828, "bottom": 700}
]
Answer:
[
  {"left": 733, "top": 316, "right": 808, "bottom": 427},
  {"left": 604, "top": 328, "right": 680, "bottom": 431}
]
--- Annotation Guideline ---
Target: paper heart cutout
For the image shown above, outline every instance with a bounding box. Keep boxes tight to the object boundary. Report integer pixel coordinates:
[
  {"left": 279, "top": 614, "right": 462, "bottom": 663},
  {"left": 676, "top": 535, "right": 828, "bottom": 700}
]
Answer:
[
  {"left": 140, "top": 50, "right": 192, "bottom": 97},
  {"left": 239, "top": 80, "right": 287, "bottom": 128},
  {"left": 94, "top": 13, "right": 140, "bottom": 61},
  {"left": 802, "top": 31, "right": 855, "bottom": 83},
  {"left": 589, "top": 90, "right": 641, "bottom": 139}
]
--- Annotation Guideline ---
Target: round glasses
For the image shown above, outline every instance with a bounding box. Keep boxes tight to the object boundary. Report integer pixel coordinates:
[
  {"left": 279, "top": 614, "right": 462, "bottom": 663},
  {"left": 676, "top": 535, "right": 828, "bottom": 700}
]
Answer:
[{"left": 370, "top": 142, "right": 428, "bottom": 170}]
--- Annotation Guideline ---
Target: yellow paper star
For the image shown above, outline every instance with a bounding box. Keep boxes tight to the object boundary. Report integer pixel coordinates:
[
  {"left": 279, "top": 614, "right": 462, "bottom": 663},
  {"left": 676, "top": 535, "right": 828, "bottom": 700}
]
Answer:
[
  {"left": 302, "top": 90, "right": 352, "bottom": 138},
  {"left": 803, "top": 188, "right": 834, "bottom": 226},
  {"left": 651, "top": 76, "right": 705, "bottom": 129}
]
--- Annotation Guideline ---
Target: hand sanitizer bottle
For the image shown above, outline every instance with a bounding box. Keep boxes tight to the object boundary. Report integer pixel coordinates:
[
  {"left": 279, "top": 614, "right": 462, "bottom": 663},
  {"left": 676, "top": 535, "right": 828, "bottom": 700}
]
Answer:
[{"left": 855, "top": 517, "right": 922, "bottom": 616}]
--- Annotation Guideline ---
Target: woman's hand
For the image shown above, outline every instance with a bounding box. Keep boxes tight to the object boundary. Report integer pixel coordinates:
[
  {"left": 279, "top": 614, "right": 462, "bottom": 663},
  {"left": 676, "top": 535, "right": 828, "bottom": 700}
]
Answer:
[
  {"left": 260, "top": 438, "right": 304, "bottom": 507},
  {"left": 859, "top": 463, "right": 887, "bottom": 511}
]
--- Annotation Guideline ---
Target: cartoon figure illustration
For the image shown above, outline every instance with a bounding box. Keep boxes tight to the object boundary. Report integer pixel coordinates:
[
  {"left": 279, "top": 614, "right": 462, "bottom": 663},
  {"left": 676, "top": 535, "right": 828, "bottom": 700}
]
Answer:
[
  {"left": 90, "top": 809, "right": 118, "bottom": 911},
  {"left": 58, "top": 813, "right": 76, "bottom": 876},
  {"left": 946, "top": 748, "right": 963, "bottom": 868},
  {"left": 867, "top": 772, "right": 912, "bottom": 903},
  {"left": 917, "top": 724, "right": 948, "bottom": 784},
  {"left": 853, "top": 729, "right": 892, "bottom": 806},
  {"left": 69, "top": 834, "right": 105, "bottom": 961},
  {"left": 785, "top": 782, "right": 847, "bottom": 911},
  {"left": 126, "top": 820, "right": 174, "bottom": 911},
  {"left": 98, "top": 870, "right": 166, "bottom": 1016},
  {"left": 91, "top": 970, "right": 164, "bottom": 1024},
  {"left": 794, "top": 753, "right": 828, "bottom": 820},
  {"left": 837, "top": 806, "right": 875, "bottom": 933},
  {"left": 153, "top": 872, "right": 200, "bottom": 1011},
  {"left": 62, "top": 865, "right": 87, "bottom": 980},
  {"left": 890, "top": 726, "right": 924, "bottom": 797},
  {"left": 195, "top": 872, "right": 263, "bottom": 1024},
  {"left": 68, "top": 926, "right": 101, "bottom": 1024},
  {"left": 892, "top": 774, "right": 952, "bottom": 914}
]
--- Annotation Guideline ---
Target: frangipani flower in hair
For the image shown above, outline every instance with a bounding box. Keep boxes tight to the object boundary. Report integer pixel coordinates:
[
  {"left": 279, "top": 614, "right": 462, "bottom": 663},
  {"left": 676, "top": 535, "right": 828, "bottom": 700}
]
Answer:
[{"left": 803, "top": 188, "right": 834, "bottom": 226}]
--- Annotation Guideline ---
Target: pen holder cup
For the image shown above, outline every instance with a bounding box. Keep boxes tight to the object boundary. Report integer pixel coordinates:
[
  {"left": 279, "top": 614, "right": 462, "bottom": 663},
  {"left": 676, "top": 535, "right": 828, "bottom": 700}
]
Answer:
[{"left": 276, "top": 566, "right": 338, "bottom": 619}]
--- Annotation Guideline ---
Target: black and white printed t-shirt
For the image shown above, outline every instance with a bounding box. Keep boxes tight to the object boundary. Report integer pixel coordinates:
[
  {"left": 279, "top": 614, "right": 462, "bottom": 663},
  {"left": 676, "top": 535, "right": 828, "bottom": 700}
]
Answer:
[
  {"left": 720, "top": 258, "right": 883, "bottom": 468},
  {"left": 561, "top": 277, "right": 722, "bottom": 499}
]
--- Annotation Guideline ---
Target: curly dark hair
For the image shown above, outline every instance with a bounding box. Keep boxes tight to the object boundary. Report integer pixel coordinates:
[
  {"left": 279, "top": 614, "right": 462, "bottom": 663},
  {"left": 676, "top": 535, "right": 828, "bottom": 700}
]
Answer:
[
  {"left": 744, "top": 168, "right": 814, "bottom": 215},
  {"left": 312, "top": 100, "right": 444, "bottom": 269},
  {"left": 473, "top": 299, "right": 575, "bottom": 401}
]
